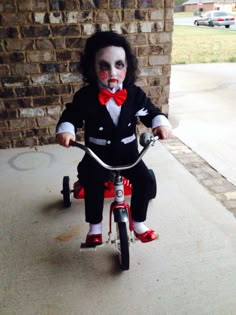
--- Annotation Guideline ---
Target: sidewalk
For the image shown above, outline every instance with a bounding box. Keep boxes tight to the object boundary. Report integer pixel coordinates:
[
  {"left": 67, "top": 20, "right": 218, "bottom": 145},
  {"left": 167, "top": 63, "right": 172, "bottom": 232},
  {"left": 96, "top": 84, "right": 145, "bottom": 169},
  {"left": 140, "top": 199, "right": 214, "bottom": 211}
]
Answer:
[{"left": 1, "top": 141, "right": 236, "bottom": 314}]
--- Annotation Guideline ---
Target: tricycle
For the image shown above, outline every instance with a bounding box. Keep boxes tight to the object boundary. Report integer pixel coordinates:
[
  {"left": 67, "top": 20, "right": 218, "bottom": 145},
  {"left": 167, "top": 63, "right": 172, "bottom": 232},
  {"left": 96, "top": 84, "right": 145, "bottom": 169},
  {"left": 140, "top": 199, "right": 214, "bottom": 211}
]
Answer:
[{"left": 61, "top": 132, "right": 158, "bottom": 270}]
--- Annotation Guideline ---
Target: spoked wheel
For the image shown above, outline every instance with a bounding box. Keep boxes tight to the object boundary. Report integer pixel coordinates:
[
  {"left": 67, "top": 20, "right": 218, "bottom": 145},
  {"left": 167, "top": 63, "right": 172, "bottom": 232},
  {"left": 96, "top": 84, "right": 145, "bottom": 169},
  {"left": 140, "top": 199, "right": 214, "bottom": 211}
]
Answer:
[
  {"left": 62, "top": 176, "right": 71, "bottom": 208},
  {"left": 117, "top": 222, "right": 129, "bottom": 270},
  {"left": 149, "top": 169, "right": 157, "bottom": 199}
]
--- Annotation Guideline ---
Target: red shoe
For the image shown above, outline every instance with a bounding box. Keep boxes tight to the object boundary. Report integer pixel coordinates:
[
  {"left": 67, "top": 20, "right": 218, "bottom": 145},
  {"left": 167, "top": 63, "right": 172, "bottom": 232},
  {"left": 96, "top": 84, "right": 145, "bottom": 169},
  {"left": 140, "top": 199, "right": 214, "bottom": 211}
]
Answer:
[
  {"left": 85, "top": 234, "right": 103, "bottom": 246},
  {"left": 134, "top": 229, "right": 158, "bottom": 243}
]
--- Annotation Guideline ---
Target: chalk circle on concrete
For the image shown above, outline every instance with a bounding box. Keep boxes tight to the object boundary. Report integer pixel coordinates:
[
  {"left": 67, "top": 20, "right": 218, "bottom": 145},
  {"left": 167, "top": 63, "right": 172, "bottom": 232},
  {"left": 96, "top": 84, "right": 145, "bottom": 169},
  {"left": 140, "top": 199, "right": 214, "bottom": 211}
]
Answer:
[{"left": 8, "top": 151, "right": 55, "bottom": 171}]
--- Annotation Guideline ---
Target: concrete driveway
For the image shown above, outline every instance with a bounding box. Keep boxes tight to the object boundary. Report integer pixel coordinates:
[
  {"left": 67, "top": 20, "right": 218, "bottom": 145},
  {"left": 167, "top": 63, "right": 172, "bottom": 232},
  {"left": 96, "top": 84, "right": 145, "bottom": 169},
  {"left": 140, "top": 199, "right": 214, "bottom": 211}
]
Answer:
[{"left": 169, "top": 63, "right": 236, "bottom": 186}]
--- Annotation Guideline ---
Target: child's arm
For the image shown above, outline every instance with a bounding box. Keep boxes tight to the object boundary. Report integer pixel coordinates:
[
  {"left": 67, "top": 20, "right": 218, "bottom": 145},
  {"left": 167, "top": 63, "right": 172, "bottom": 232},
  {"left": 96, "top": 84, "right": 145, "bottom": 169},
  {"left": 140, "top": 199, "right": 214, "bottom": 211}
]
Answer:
[
  {"left": 153, "top": 125, "right": 172, "bottom": 140},
  {"left": 56, "top": 132, "right": 75, "bottom": 147},
  {"left": 56, "top": 91, "right": 84, "bottom": 147},
  {"left": 151, "top": 114, "right": 172, "bottom": 140},
  {"left": 56, "top": 111, "right": 76, "bottom": 148},
  {"left": 134, "top": 86, "right": 172, "bottom": 140}
]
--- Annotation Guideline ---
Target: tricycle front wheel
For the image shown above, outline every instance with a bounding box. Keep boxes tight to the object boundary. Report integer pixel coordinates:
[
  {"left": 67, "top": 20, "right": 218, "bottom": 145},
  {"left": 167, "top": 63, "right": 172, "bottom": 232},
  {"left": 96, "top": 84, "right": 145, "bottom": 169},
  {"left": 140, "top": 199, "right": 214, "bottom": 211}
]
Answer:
[{"left": 117, "top": 222, "right": 129, "bottom": 270}]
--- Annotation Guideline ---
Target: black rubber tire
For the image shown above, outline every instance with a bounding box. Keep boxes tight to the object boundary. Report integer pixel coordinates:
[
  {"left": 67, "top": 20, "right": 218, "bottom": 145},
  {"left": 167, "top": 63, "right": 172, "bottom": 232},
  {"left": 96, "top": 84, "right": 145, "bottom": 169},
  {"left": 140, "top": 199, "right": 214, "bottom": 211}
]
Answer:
[
  {"left": 117, "top": 222, "right": 129, "bottom": 271},
  {"left": 149, "top": 169, "right": 157, "bottom": 199},
  {"left": 62, "top": 176, "right": 71, "bottom": 208}
]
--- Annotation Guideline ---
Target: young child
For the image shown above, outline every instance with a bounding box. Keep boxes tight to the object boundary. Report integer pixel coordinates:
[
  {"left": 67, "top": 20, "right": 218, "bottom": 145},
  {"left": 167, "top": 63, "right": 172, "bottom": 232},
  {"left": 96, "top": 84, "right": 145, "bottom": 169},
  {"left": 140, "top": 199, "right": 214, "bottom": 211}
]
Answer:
[{"left": 56, "top": 31, "right": 172, "bottom": 246}]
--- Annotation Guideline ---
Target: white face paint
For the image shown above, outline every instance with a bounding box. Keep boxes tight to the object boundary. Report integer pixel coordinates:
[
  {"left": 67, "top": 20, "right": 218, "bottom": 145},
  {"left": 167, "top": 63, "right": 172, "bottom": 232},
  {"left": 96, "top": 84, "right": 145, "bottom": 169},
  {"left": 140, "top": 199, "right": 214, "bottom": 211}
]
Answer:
[{"left": 95, "top": 46, "right": 127, "bottom": 89}]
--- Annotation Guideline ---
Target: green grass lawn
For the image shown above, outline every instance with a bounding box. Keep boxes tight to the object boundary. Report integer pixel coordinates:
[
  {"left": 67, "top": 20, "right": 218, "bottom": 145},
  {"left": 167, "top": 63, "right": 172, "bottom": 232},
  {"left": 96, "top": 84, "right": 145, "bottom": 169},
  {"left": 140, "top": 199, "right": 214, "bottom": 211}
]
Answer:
[
  {"left": 174, "top": 12, "right": 196, "bottom": 17},
  {"left": 172, "top": 25, "right": 236, "bottom": 64}
]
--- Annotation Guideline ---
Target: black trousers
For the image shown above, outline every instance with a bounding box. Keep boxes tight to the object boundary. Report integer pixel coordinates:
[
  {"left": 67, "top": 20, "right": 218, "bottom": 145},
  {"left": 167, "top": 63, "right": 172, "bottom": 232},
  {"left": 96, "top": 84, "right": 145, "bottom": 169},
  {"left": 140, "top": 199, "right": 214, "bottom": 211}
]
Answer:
[{"left": 77, "top": 155, "right": 155, "bottom": 224}]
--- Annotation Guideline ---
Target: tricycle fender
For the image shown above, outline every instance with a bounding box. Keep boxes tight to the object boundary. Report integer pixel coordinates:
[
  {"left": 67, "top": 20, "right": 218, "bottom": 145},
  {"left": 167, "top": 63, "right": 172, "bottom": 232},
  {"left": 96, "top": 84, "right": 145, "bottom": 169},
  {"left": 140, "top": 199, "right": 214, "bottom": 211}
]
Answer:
[{"left": 114, "top": 207, "right": 129, "bottom": 223}]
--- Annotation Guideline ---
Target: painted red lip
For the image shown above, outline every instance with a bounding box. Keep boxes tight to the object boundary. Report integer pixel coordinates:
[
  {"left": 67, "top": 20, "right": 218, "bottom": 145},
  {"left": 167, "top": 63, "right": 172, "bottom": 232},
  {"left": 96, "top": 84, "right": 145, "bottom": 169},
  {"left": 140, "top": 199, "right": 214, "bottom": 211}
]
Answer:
[{"left": 109, "top": 79, "right": 117, "bottom": 83}]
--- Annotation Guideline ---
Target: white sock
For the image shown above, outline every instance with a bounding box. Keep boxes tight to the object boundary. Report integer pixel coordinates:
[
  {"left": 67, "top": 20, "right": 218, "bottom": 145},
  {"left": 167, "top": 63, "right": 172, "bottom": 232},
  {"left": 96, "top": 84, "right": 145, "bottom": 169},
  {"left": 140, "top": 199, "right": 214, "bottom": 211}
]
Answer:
[
  {"left": 88, "top": 223, "right": 102, "bottom": 235},
  {"left": 133, "top": 221, "right": 149, "bottom": 234}
]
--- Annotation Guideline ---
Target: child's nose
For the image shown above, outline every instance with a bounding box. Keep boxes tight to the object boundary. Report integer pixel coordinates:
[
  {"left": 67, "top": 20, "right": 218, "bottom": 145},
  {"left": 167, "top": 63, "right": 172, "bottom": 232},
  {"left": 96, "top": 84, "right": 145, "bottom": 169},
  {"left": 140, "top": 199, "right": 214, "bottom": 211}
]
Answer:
[{"left": 110, "top": 65, "right": 118, "bottom": 76}]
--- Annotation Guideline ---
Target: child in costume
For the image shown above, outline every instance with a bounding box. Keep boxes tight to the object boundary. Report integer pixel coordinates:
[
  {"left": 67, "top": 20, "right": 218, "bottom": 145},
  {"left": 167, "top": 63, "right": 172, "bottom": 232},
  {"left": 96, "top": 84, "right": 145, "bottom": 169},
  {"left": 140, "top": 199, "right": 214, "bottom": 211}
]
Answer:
[{"left": 56, "top": 31, "right": 172, "bottom": 245}]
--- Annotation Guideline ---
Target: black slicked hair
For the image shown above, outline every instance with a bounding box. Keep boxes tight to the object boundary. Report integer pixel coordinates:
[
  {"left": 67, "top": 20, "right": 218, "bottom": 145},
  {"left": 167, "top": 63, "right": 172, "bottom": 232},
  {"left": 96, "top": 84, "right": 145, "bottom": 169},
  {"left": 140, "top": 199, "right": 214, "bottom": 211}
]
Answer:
[{"left": 79, "top": 31, "right": 138, "bottom": 86}]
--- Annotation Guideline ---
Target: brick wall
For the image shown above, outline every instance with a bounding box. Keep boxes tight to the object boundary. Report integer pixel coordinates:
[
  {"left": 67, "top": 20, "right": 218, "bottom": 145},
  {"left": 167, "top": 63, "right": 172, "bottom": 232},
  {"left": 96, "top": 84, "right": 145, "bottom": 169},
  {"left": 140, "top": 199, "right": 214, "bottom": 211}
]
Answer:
[{"left": 0, "top": 0, "right": 174, "bottom": 149}]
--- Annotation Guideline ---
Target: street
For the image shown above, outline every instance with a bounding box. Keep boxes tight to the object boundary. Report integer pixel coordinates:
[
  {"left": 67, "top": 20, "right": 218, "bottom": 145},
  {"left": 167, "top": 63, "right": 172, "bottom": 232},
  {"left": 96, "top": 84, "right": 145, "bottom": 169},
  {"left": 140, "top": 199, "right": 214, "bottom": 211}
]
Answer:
[{"left": 174, "top": 16, "right": 236, "bottom": 30}]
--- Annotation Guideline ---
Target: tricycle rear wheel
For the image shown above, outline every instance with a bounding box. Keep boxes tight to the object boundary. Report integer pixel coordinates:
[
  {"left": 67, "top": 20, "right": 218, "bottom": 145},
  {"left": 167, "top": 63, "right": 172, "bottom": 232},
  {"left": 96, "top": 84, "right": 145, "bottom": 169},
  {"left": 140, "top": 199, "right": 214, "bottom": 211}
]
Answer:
[
  {"left": 62, "top": 176, "right": 71, "bottom": 208},
  {"left": 149, "top": 169, "right": 157, "bottom": 199}
]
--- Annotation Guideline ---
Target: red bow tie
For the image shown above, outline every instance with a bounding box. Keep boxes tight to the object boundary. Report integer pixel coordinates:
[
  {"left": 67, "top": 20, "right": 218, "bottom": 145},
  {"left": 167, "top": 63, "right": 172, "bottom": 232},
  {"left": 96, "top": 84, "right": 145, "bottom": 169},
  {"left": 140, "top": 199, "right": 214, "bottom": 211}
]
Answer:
[{"left": 98, "top": 88, "right": 127, "bottom": 106}]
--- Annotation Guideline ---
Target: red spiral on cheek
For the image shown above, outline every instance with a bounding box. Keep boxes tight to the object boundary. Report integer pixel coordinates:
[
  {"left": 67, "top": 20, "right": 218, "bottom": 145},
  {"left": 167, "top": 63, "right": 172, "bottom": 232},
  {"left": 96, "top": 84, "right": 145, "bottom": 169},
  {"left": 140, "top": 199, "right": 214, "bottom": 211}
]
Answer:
[{"left": 99, "top": 71, "right": 108, "bottom": 80}]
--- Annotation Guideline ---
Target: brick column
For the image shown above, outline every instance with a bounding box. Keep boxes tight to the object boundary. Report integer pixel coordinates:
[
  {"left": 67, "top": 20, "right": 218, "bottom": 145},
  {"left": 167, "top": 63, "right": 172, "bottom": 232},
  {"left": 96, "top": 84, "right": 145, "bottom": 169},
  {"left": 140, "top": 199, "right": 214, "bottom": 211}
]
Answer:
[{"left": 0, "top": 0, "right": 174, "bottom": 148}]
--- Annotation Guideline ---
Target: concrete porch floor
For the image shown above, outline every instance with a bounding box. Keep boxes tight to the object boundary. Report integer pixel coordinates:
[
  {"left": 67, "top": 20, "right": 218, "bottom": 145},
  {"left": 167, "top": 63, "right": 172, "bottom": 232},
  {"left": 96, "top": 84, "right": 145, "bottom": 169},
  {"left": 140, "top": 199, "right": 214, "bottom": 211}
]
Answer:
[{"left": 1, "top": 140, "right": 236, "bottom": 314}]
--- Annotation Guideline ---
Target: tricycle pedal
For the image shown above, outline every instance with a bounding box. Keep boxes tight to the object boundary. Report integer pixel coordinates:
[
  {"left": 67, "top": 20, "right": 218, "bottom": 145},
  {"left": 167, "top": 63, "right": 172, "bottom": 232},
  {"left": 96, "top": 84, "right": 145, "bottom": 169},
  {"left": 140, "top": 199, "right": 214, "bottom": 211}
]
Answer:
[{"left": 80, "top": 242, "right": 104, "bottom": 251}]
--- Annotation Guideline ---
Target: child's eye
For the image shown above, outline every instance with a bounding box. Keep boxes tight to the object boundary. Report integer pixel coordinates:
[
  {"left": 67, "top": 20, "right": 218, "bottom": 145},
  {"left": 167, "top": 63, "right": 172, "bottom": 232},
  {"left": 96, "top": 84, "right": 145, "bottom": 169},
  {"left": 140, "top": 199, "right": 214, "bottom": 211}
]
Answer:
[
  {"left": 99, "top": 61, "right": 110, "bottom": 71},
  {"left": 116, "top": 61, "right": 125, "bottom": 69}
]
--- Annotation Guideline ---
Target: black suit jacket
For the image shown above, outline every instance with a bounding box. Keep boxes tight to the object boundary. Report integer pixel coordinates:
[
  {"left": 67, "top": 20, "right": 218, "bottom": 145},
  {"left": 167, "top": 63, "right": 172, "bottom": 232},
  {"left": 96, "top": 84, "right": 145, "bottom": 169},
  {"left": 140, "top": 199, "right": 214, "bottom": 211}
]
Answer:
[{"left": 57, "top": 84, "right": 164, "bottom": 164}]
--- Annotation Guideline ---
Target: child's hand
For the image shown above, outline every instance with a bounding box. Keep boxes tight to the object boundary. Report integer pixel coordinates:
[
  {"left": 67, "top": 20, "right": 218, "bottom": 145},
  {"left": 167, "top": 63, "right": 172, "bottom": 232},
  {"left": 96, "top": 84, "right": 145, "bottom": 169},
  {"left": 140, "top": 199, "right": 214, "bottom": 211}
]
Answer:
[
  {"left": 56, "top": 132, "right": 75, "bottom": 147},
  {"left": 152, "top": 126, "right": 172, "bottom": 140}
]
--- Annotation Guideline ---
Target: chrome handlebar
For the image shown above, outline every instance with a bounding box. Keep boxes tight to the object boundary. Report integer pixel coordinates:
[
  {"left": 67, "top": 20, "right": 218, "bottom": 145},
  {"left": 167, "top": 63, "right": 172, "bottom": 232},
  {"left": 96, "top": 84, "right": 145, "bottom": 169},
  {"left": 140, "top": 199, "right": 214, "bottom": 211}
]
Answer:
[{"left": 70, "top": 132, "right": 158, "bottom": 171}]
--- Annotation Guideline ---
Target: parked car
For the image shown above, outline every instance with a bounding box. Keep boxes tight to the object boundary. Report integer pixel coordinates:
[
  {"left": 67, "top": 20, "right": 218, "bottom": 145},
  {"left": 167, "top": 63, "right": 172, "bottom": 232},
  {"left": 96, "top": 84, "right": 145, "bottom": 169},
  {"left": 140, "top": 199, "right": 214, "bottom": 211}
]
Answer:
[{"left": 194, "top": 11, "right": 235, "bottom": 28}]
